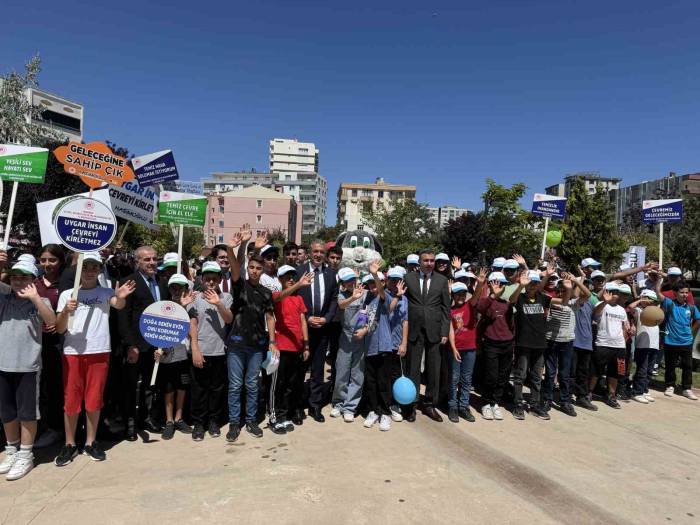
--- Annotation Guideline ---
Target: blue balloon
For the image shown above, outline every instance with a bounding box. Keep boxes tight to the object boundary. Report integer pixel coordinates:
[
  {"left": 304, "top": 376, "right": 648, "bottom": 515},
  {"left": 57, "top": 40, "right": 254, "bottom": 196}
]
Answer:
[{"left": 392, "top": 376, "right": 417, "bottom": 405}]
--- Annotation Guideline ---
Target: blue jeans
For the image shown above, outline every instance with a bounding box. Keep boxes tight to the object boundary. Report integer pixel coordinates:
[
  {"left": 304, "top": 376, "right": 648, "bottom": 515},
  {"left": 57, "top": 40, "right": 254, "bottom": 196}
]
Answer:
[
  {"left": 227, "top": 345, "right": 265, "bottom": 424},
  {"left": 448, "top": 350, "right": 476, "bottom": 410},
  {"left": 543, "top": 340, "right": 574, "bottom": 404}
]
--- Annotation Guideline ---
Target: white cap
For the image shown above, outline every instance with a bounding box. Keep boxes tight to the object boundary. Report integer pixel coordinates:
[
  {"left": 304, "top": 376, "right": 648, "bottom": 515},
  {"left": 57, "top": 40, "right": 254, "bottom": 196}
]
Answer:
[
  {"left": 83, "top": 252, "right": 103, "bottom": 265},
  {"left": 338, "top": 267, "right": 357, "bottom": 282},
  {"left": 435, "top": 253, "right": 449, "bottom": 262},
  {"left": 640, "top": 289, "right": 658, "bottom": 301},
  {"left": 454, "top": 269, "right": 468, "bottom": 279},
  {"left": 10, "top": 260, "right": 38, "bottom": 277},
  {"left": 527, "top": 270, "right": 541, "bottom": 282},
  {"left": 491, "top": 257, "right": 506, "bottom": 268},
  {"left": 277, "top": 265, "right": 297, "bottom": 277},
  {"left": 488, "top": 271, "right": 508, "bottom": 283},
  {"left": 168, "top": 273, "right": 189, "bottom": 287},
  {"left": 461, "top": 262, "right": 471, "bottom": 270},
  {"left": 618, "top": 284, "right": 632, "bottom": 294},
  {"left": 590, "top": 270, "right": 606, "bottom": 279},
  {"left": 17, "top": 254, "right": 36, "bottom": 265},
  {"left": 464, "top": 271, "right": 477, "bottom": 279},
  {"left": 451, "top": 282, "right": 468, "bottom": 293},
  {"left": 605, "top": 282, "right": 620, "bottom": 292},
  {"left": 503, "top": 259, "right": 519, "bottom": 270},
  {"left": 201, "top": 261, "right": 222, "bottom": 274},
  {"left": 667, "top": 267, "right": 682, "bottom": 276},
  {"left": 581, "top": 257, "right": 601, "bottom": 268},
  {"left": 387, "top": 266, "right": 406, "bottom": 279},
  {"left": 406, "top": 254, "right": 419, "bottom": 265},
  {"left": 619, "top": 263, "right": 631, "bottom": 271},
  {"left": 362, "top": 273, "right": 384, "bottom": 284},
  {"left": 260, "top": 244, "right": 278, "bottom": 256},
  {"left": 162, "top": 252, "right": 179, "bottom": 268}
]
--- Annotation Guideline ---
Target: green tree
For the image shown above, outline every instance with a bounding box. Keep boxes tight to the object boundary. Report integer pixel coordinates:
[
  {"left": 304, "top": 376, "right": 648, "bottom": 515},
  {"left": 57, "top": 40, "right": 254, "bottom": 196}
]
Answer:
[
  {"left": 558, "top": 177, "right": 626, "bottom": 270},
  {"left": 440, "top": 211, "right": 486, "bottom": 264},
  {"left": 122, "top": 223, "right": 203, "bottom": 260},
  {"left": 302, "top": 224, "right": 343, "bottom": 245},
  {"left": 667, "top": 194, "right": 700, "bottom": 276},
  {"left": 621, "top": 231, "right": 660, "bottom": 263},
  {"left": 362, "top": 199, "right": 439, "bottom": 266}
]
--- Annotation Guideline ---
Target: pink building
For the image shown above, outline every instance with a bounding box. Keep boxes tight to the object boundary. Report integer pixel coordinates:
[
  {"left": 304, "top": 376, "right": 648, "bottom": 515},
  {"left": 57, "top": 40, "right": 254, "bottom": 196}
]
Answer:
[{"left": 205, "top": 185, "right": 303, "bottom": 245}]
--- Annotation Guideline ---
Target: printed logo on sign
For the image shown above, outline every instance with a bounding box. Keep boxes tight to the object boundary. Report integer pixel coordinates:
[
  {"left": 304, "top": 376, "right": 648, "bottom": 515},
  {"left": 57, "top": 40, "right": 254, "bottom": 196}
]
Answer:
[
  {"left": 0, "top": 147, "right": 6, "bottom": 154},
  {"left": 85, "top": 200, "right": 94, "bottom": 211},
  {"left": 134, "top": 160, "right": 141, "bottom": 166},
  {"left": 162, "top": 192, "right": 170, "bottom": 199},
  {"left": 161, "top": 303, "right": 175, "bottom": 315}
]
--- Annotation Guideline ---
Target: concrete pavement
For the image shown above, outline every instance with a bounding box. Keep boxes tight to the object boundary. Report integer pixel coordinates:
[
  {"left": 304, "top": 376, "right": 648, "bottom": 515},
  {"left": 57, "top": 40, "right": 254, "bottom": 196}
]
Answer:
[{"left": 1, "top": 390, "right": 699, "bottom": 524}]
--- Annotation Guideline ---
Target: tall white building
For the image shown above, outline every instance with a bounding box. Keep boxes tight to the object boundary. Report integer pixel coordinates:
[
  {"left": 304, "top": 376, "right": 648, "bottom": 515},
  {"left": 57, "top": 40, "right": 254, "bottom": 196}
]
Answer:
[
  {"left": 269, "top": 138, "right": 326, "bottom": 235},
  {"left": 428, "top": 205, "right": 471, "bottom": 228},
  {"left": 545, "top": 172, "right": 621, "bottom": 197},
  {"left": 337, "top": 178, "right": 416, "bottom": 233}
]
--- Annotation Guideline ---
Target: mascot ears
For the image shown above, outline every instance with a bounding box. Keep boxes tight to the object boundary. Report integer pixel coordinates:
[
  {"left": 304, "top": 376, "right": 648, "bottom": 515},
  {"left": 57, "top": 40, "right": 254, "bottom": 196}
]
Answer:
[{"left": 335, "top": 231, "right": 383, "bottom": 255}]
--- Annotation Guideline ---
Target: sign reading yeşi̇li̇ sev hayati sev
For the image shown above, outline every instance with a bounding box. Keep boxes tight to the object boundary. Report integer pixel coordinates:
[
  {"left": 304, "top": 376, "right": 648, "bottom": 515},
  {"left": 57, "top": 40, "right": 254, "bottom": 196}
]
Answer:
[
  {"left": 139, "top": 301, "right": 191, "bottom": 348},
  {"left": 0, "top": 144, "right": 49, "bottom": 183},
  {"left": 131, "top": 149, "right": 179, "bottom": 186},
  {"left": 53, "top": 141, "right": 135, "bottom": 189},
  {"left": 108, "top": 180, "right": 159, "bottom": 230},
  {"left": 157, "top": 190, "right": 206, "bottom": 227},
  {"left": 52, "top": 195, "right": 117, "bottom": 252}
]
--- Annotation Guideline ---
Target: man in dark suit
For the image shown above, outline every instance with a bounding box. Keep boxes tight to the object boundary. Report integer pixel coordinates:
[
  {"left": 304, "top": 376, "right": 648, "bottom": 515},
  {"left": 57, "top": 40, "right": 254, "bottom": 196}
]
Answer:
[
  {"left": 295, "top": 240, "right": 339, "bottom": 423},
  {"left": 403, "top": 249, "right": 451, "bottom": 422},
  {"left": 117, "top": 245, "right": 170, "bottom": 440}
]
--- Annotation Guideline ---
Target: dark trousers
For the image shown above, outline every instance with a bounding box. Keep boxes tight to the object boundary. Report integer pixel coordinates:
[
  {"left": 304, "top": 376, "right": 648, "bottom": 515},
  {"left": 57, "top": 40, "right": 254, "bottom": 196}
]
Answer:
[
  {"left": 365, "top": 353, "right": 392, "bottom": 416},
  {"left": 123, "top": 349, "right": 156, "bottom": 427},
  {"left": 512, "top": 346, "right": 544, "bottom": 407},
  {"left": 190, "top": 355, "right": 227, "bottom": 427},
  {"left": 543, "top": 340, "right": 574, "bottom": 404},
  {"left": 482, "top": 342, "right": 513, "bottom": 406},
  {"left": 39, "top": 333, "right": 64, "bottom": 432},
  {"left": 407, "top": 329, "right": 441, "bottom": 407},
  {"left": 306, "top": 326, "right": 330, "bottom": 410},
  {"left": 327, "top": 321, "right": 342, "bottom": 393},
  {"left": 633, "top": 347, "right": 656, "bottom": 395},
  {"left": 664, "top": 344, "right": 693, "bottom": 390},
  {"left": 572, "top": 347, "right": 592, "bottom": 398},
  {"left": 390, "top": 353, "right": 404, "bottom": 406},
  {"left": 270, "top": 351, "right": 303, "bottom": 423}
]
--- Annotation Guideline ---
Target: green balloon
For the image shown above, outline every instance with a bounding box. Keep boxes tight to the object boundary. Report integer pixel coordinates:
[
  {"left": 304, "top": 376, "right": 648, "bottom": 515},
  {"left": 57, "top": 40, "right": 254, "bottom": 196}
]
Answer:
[{"left": 546, "top": 230, "right": 562, "bottom": 247}]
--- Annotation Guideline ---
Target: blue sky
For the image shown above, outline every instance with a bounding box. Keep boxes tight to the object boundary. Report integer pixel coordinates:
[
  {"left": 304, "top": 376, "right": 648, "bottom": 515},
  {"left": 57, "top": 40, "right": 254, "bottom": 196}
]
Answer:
[{"left": 3, "top": 1, "right": 700, "bottom": 223}]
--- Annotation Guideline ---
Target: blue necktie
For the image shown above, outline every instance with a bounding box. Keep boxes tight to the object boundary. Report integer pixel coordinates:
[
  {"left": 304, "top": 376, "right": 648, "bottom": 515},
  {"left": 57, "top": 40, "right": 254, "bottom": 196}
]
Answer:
[
  {"left": 149, "top": 278, "right": 158, "bottom": 300},
  {"left": 313, "top": 267, "right": 321, "bottom": 315}
]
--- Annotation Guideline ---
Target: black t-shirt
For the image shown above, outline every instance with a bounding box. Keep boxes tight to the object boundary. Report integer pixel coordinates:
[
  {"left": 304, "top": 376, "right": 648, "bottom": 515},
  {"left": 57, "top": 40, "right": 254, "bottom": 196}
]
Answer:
[
  {"left": 228, "top": 278, "right": 274, "bottom": 349},
  {"left": 514, "top": 292, "right": 551, "bottom": 349}
]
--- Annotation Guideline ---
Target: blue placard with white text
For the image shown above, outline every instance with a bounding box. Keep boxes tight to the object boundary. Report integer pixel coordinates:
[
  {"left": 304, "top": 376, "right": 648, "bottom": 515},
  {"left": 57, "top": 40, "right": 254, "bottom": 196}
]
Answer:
[
  {"left": 531, "top": 193, "right": 567, "bottom": 219},
  {"left": 642, "top": 199, "right": 683, "bottom": 224},
  {"left": 139, "top": 301, "right": 190, "bottom": 348},
  {"left": 132, "top": 149, "right": 179, "bottom": 186}
]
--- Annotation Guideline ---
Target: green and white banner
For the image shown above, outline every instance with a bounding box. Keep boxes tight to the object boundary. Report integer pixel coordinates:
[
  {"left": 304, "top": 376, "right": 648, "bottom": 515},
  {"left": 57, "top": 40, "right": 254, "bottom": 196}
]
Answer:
[
  {"left": 0, "top": 144, "right": 49, "bottom": 183},
  {"left": 157, "top": 190, "right": 206, "bottom": 227}
]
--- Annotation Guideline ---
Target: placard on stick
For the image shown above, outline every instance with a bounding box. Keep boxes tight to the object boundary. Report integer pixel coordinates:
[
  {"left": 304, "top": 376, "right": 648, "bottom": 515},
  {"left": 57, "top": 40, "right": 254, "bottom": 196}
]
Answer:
[
  {"left": 139, "top": 300, "right": 190, "bottom": 385},
  {"left": 53, "top": 141, "right": 135, "bottom": 189}
]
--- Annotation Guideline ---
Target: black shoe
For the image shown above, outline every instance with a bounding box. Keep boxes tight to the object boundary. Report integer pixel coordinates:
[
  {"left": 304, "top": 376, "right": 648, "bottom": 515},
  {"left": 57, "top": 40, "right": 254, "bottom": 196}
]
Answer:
[
  {"left": 125, "top": 419, "right": 137, "bottom": 442},
  {"left": 174, "top": 419, "right": 193, "bottom": 434},
  {"left": 246, "top": 422, "right": 263, "bottom": 438},
  {"left": 192, "top": 425, "right": 205, "bottom": 441},
  {"left": 143, "top": 419, "right": 162, "bottom": 433},
  {"left": 283, "top": 421, "right": 295, "bottom": 432},
  {"left": 542, "top": 400, "right": 552, "bottom": 413},
  {"left": 422, "top": 407, "right": 443, "bottom": 422},
  {"left": 448, "top": 408, "right": 459, "bottom": 423},
  {"left": 617, "top": 389, "right": 631, "bottom": 401},
  {"left": 405, "top": 408, "right": 417, "bottom": 422},
  {"left": 309, "top": 408, "right": 325, "bottom": 423},
  {"left": 459, "top": 408, "right": 475, "bottom": 422},
  {"left": 531, "top": 405, "right": 551, "bottom": 420},
  {"left": 83, "top": 441, "right": 106, "bottom": 461},
  {"left": 559, "top": 403, "right": 577, "bottom": 417},
  {"left": 226, "top": 424, "right": 240, "bottom": 442},
  {"left": 512, "top": 405, "right": 526, "bottom": 420},
  {"left": 55, "top": 444, "right": 79, "bottom": 467},
  {"left": 576, "top": 396, "right": 598, "bottom": 411},
  {"left": 606, "top": 396, "right": 621, "bottom": 409},
  {"left": 269, "top": 421, "right": 287, "bottom": 435},
  {"left": 291, "top": 410, "right": 304, "bottom": 426},
  {"left": 208, "top": 421, "right": 221, "bottom": 438},
  {"left": 162, "top": 421, "right": 175, "bottom": 440}
]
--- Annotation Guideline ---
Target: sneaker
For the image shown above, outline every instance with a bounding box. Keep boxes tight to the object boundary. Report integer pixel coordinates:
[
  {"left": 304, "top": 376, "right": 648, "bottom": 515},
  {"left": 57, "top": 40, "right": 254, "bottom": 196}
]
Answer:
[
  {"left": 208, "top": 421, "right": 221, "bottom": 438},
  {"left": 512, "top": 405, "right": 526, "bottom": 420},
  {"left": 283, "top": 420, "right": 295, "bottom": 432},
  {"left": 448, "top": 408, "right": 459, "bottom": 423},
  {"left": 330, "top": 406, "right": 342, "bottom": 418},
  {"left": 492, "top": 404, "right": 504, "bottom": 420},
  {"left": 0, "top": 446, "right": 17, "bottom": 474},
  {"left": 174, "top": 419, "right": 193, "bottom": 434},
  {"left": 364, "top": 411, "right": 379, "bottom": 428},
  {"left": 54, "top": 444, "right": 79, "bottom": 467},
  {"left": 459, "top": 408, "right": 475, "bottom": 422},
  {"left": 644, "top": 393, "right": 655, "bottom": 403},
  {"left": 379, "top": 414, "right": 391, "bottom": 431},
  {"left": 664, "top": 386, "right": 675, "bottom": 397},
  {"left": 34, "top": 428, "right": 62, "bottom": 449},
  {"left": 269, "top": 421, "right": 287, "bottom": 435},
  {"left": 226, "top": 424, "right": 240, "bottom": 442},
  {"left": 390, "top": 405, "right": 404, "bottom": 422},
  {"left": 162, "top": 421, "right": 176, "bottom": 440},
  {"left": 531, "top": 405, "right": 551, "bottom": 420},
  {"left": 246, "top": 422, "right": 263, "bottom": 438},
  {"left": 560, "top": 403, "right": 577, "bottom": 417},
  {"left": 83, "top": 442, "right": 106, "bottom": 462},
  {"left": 6, "top": 452, "right": 33, "bottom": 481},
  {"left": 576, "top": 395, "right": 598, "bottom": 411},
  {"left": 633, "top": 394, "right": 649, "bottom": 404},
  {"left": 192, "top": 425, "right": 205, "bottom": 442},
  {"left": 542, "top": 400, "right": 552, "bottom": 413},
  {"left": 481, "top": 405, "right": 494, "bottom": 420},
  {"left": 682, "top": 389, "right": 698, "bottom": 401},
  {"left": 617, "top": 389, "right": 631, "bottom": 401},
  {"left": 606, "top": 396, "right": 621, "bottom": 409},
  {"left": 343, "top": 412, "right": 355, "bottom": 423},
  {"left": 652, "top": 364, "right": 659, "bottom": 376}
]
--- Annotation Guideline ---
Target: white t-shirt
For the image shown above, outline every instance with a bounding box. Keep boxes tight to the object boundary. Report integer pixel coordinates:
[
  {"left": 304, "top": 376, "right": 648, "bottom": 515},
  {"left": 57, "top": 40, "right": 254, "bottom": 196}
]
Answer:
[
  {"left": 260, "top": 273, "right": 282, "bottom": 293},
  {"left": 634, "top": 307, "right": 660, "bottom": 350},
  {"left": 58, "top": 287, "right": 114, "bottom": 355},
  {"left": 595, "top": 304, "right": 627, "bottom": 349}
]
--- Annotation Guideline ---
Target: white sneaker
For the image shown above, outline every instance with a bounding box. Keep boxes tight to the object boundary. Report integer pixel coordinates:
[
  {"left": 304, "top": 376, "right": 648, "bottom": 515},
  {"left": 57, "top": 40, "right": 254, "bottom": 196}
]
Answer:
[
  {"left": 343, "top": 412, "right": 354, "bottom": 423},
  {"left": 6, "top": 452, "right": 33, "bottom": 481},
  {"left": 34, "top": 429, "right": 62, "bottom": 449},
  {"left": 492, "top": 404, "right": 504, "bottom": 420},
  {"left": 364, "top": 411, "right": 379, "bottom": 428},
  {"left": 379, "top": 414, "right": 391, "bottom": 431},
  {"left": 664, "top": 386, "right": 675, "bottom": 397},
  {"left": 682, "top": 389, "right": 698, "bottom": 401},
  {"left": 390, "top": 405, "right": 403, "bottom": 422},
  {"left": 330, "top": 406, "right": 341, "bottom": 418},
  {"left": 644, "top": 393, "right": 655, "bottom": 402},
  {"left": 0, "top": 446, "right": 17, "bottom": 474},
  {"left": 482, "top": 405, "right": 494, "bottom": 420},
  {"left": 633, "top": 394, "right": 649, "bottom": 404}
]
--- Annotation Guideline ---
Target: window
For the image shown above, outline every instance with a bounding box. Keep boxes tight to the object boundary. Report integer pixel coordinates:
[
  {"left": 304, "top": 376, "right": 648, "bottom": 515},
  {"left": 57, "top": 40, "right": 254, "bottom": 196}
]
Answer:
[
  {"left": 218, "top": 235, "right": 224, "bottom": 243},
  {"left": 351, "top": 189, "right": 358, "bottom": 197},
  {"left": 256, "top": 215, "right": 262, "bottom": 224},
  {"left": 210, "top": 228, "right": 214, "bottom": 234},
  {"left": 218, "top": 197, "right": 224, "bottom": 207},
  {"left": 219, "top": 206, "right": 224, "bottom": 213},
  {"left": 257, "top": 199, "right": 263, "bottom": 208},
  {"left": 378, "top": 191, "right": 384, "bottom": 198},
  {"left": 219, "top": 220, "right": 224, "bottom": 228}
]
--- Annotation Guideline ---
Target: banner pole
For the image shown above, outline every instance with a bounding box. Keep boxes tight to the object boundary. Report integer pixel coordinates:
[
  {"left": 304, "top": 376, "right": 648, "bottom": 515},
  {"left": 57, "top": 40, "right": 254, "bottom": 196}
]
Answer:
[
  {"left": 150, "top": 355, "right": 160, "bottom": 386},
  {"left": 177, "top": 224, "right": 184, "bottom": 274},
  {"left": 2, "top": 181, "right": 19, "bottom": 249},
  {"left": 67, "top": 253, "right": 85, "bottom": 331},
  {"left": 659, "top": 222, "right": 664, "bottom": 270},
  {"left": 117, "top": 221, "right": 130, "bottom": 246},
  {"left": 540, "top": 216, "right": 550, "bottom": 259}
]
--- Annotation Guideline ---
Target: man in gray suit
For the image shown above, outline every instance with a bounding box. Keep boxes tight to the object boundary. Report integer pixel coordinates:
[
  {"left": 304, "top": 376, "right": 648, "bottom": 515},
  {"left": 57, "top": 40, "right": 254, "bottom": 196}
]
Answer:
[{"left": 403, "top": 249, "right": 451, "bottom": 422}]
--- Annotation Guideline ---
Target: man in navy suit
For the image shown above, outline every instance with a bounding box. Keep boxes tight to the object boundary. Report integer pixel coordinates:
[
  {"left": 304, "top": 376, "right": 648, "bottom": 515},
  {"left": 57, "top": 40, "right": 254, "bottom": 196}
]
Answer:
[{"left": 295, "top": 240, "right": 338, "bottom": 423}]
